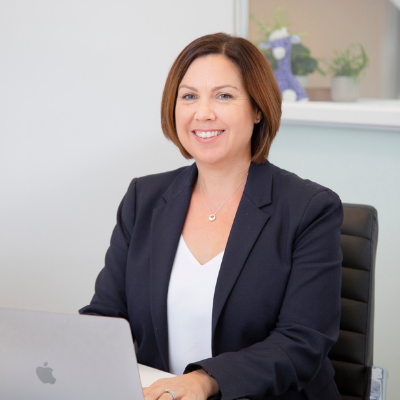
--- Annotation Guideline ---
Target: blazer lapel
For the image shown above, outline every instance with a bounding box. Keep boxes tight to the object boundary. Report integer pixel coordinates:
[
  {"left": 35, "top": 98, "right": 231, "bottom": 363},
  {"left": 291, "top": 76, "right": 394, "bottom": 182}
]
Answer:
[
  {"left": 149, "top": 164, "right": 197, "bottom": 371},
  {"left": 211, "top": 162, "right": 273, "bottom": 347}
]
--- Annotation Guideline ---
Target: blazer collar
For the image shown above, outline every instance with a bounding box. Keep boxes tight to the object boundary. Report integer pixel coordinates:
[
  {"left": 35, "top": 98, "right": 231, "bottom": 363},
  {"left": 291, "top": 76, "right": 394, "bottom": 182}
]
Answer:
[
  {"left": 162, "top": 160, "right": 273, "bottom": 208},
  {"left": 150, "top": 164, "right": 197, "bottom": 371},
  {"left": 243, "top": 161, "right": 273, "bottom": 209},
  {"left": 211, "top": 162, "right": 272, "bottom": 352},
  {"left": 150, "top": 160, "right": 273, "bottom": 369},
  {"left": 162, "top": 163, "right": 198, "bottom": 202}
]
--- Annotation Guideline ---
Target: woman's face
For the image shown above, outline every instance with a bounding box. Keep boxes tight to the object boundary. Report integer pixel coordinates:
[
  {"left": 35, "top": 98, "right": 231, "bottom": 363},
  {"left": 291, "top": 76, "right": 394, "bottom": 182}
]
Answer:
[{"left": 175, "top": 54, "right": 259, "bottom": 168}]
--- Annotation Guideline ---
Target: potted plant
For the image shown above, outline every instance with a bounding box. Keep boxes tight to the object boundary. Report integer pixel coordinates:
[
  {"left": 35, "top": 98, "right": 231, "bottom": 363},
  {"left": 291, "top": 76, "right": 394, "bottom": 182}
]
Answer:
[
  {"left": 324, "top": 43, "right": 369, "bottom": 102},
  {"left": 291, "top": 43, "right": 325, "bottom": 87}
]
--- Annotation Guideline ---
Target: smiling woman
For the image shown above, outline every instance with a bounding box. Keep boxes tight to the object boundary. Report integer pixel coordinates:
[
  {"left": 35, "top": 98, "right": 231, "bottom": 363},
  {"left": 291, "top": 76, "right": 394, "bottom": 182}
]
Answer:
[
  {"left": 175, "top": 55, "right": 259, "bottom": 168},
  {"left": 161, "top": 33, "right": 281, "bottom": 164},
  {"left": 80, "top": 32, "right": 343, "bottom": 400}
]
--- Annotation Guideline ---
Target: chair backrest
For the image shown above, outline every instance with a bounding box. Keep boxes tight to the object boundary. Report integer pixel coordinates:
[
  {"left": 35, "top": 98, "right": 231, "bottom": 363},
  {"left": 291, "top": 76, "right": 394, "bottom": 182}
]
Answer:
[{"left": 329, "top": 204, "right": 378, "bottom": 400}]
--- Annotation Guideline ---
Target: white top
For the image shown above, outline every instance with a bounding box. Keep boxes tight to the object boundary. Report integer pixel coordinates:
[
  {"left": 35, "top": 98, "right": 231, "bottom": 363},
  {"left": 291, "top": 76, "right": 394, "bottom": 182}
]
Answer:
[{"left": 167, "top": 235, "right": 224, "bottom": 375}]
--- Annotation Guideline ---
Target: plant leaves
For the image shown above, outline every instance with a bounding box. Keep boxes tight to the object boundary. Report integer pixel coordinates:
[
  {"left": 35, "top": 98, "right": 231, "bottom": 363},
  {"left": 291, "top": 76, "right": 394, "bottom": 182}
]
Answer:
[{"left": 323, "top": 43, "right": 368, "bottom": 77}]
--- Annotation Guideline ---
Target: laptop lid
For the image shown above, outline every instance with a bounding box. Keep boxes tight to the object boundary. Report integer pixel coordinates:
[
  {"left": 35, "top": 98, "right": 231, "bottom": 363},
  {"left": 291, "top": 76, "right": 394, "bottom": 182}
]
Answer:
[{"left": 0, "top": 308, "right": 144, "bottom": 400}]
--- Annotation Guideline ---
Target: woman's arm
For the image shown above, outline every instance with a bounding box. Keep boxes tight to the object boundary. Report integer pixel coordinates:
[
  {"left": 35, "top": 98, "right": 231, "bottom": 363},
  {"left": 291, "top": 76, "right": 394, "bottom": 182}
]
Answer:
[{"left": 79, "top": 178, "right": 137, "bottom": 319}]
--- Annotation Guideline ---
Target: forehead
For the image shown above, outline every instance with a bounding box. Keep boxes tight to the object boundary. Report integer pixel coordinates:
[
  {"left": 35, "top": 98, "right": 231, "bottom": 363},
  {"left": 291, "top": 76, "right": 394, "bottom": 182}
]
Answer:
[{"left": 180, "top": 54, "right": 244, "bottom": 87}]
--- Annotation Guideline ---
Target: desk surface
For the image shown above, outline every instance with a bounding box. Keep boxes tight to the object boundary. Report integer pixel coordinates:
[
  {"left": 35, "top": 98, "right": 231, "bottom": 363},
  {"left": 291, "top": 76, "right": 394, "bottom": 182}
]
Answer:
[{"left": 138, "top": 363, "right": 175, "bottom": 387}]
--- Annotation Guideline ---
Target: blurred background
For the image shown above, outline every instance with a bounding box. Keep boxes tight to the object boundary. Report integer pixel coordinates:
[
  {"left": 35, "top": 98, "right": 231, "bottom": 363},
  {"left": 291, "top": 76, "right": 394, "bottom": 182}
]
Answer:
[{"left": 249, "top": 0, "right": 400, "bottom": 99}]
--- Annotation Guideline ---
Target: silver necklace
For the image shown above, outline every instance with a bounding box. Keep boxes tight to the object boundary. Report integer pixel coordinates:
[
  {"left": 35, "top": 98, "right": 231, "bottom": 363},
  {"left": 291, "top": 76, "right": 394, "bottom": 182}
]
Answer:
[{"left": 199, "top": 173, "right": 248, "bottom": 222}]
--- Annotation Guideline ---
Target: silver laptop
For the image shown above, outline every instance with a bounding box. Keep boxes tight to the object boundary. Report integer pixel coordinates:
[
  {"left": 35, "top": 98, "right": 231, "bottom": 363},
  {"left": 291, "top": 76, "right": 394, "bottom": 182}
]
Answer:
[{"left": 0, "top": 308, "right": 145, "bottom": 399}]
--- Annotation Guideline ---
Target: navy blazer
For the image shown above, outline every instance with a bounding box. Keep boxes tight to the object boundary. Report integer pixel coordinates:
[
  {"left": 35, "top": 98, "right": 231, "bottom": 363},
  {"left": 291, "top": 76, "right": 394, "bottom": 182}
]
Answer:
[{"left": 80, "top": 161, "right": 343, "bottom": 400}]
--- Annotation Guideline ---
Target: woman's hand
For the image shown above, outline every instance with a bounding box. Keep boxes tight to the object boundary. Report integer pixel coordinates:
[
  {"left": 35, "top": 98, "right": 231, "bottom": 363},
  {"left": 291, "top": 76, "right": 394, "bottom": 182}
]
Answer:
[{"left": 143, "top": 369, "right": 219, "bottom": 400}]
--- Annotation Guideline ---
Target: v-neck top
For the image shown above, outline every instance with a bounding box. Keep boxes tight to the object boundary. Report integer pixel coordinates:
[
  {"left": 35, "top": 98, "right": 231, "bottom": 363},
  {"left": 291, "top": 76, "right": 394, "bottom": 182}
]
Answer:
[{"left": 167, "top": 235, "right": 224, "bottom": 375}]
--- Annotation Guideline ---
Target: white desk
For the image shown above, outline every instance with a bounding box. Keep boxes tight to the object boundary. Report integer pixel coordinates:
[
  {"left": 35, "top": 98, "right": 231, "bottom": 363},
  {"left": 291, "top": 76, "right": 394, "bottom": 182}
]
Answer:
[{"left": 138, "top": 363, "right": 175, "bottom": 387}]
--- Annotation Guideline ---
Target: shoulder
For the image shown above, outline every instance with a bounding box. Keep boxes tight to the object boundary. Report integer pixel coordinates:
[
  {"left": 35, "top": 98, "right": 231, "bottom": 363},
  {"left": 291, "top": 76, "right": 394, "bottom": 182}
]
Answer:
[
  {"left": 117, "top": 165, "right": 193, "bottom": 232},
  {"left": 257, "top": 162, "right": 343, "bottom": 233},
  {"left": 121, "top": 164, "right": 194, "bottom": 212},
  {"left": 269, "top": 162, "right": 341, "bottom": 209},
  {"left": 124, "top": 165, "right": 191, "bottom": 199}
]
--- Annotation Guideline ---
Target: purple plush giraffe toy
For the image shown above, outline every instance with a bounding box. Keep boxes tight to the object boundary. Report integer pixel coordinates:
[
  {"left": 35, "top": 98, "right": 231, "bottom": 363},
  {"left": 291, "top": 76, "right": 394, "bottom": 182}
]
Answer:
[{"left": 260, "top": 27, "right": 308, "bottom": 102}]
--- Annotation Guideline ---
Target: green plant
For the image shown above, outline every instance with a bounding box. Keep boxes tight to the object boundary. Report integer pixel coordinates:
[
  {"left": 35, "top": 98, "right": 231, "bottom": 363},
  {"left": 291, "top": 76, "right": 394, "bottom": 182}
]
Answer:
[
  {"left": 324, "top": 43, "right": 369, "bottom": 80},
  {"left": 250, "top": 8, "right": 291, "bottom": 41},
  {"left": 291, "top": 43, "right": 325, "bottom": 76}
]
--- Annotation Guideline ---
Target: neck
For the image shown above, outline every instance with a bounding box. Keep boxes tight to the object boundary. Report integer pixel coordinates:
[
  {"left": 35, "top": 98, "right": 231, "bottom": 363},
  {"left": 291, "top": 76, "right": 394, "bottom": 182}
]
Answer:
[{"left": 196, "top": 158, "right": 251, "bottom": 198}]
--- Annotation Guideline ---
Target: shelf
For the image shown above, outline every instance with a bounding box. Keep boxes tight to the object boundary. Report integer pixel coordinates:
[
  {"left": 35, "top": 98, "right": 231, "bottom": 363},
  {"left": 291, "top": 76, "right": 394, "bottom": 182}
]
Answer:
[{"left": 281, "top": 99, "right": 400, "bottom": 131}]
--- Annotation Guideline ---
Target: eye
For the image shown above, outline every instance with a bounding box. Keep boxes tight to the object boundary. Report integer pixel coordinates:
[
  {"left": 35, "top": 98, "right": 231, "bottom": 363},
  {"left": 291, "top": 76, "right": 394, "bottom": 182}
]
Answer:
[
  {"left": 182, "top": 93, "right": 197, "bottom": 100},
  {"left": 217, "top": 93, "right": 233, "bottom": 100}
]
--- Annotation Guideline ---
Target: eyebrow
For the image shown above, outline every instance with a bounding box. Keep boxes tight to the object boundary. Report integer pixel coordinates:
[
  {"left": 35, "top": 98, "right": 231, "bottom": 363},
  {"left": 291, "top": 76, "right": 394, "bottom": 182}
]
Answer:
[{"left": 178, "top": 84, "right": 239, "bottom": 92}]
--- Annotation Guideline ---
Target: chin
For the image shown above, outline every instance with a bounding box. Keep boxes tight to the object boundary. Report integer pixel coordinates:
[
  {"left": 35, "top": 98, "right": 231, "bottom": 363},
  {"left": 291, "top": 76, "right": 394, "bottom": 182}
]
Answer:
[{"left": 194, "top": 152, "right": 232, "bottom": 167}]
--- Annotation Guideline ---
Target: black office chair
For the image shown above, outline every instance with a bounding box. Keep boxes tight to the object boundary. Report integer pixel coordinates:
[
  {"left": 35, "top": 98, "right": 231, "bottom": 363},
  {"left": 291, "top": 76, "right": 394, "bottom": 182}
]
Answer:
[{"left": 328, "top": 204, "right": 387, "bottom": 400}]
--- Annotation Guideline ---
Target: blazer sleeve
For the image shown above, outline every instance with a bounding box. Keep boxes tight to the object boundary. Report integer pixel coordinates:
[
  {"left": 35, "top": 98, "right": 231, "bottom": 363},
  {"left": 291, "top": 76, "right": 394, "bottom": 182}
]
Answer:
[
  {"left": 79, "top": 178, "right": 137, "bottom": 320},
  {"left": 185, "top": 189, "right": 343, "bottom": 400}
]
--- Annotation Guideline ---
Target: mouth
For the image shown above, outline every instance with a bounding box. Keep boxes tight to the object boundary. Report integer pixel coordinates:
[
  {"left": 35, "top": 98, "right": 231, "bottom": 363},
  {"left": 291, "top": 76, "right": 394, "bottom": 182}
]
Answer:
[{"left": 192, "top": 130, "right": 225, "bottom": 139}]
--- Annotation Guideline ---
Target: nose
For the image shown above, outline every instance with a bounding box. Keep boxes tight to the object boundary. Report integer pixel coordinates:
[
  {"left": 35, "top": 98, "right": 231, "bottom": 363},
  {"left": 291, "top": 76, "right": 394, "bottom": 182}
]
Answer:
[{"left": 194, "top": 98, "right": 216, "bottom": 121}]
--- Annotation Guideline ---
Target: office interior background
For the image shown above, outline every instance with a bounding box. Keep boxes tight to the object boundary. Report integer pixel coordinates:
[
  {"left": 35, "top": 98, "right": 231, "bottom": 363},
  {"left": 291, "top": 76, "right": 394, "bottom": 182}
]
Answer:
[{"left": 1, "top": 1, "right": 399, "bottom": 399}]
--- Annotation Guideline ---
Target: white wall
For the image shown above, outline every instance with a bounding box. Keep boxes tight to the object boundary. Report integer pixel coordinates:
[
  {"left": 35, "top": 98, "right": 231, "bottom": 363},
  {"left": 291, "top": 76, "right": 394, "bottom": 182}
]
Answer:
[
  {"left": 270, "top": 124, "right": 400, "bottom": 400},
  {"left": 0, "top": 0, "right": 234, "bottom": 313}
]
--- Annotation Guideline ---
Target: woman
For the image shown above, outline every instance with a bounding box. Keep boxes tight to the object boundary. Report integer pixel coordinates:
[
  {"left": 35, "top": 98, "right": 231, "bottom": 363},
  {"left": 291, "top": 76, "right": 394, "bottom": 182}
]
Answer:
[{"left": 80, "top": 33, "right": 343, "bottom": 400}]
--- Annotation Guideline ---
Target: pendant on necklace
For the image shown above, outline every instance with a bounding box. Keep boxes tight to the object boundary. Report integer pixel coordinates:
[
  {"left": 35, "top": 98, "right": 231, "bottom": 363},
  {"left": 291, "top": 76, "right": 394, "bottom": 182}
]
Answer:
[{"left": 209, "top": 214, "right": 216, "bottom": 222}]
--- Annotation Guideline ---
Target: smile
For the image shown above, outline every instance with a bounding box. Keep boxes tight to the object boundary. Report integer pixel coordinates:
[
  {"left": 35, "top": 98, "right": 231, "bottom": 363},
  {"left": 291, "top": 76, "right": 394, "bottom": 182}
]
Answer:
[{"left": 193, "top": 130, "right": 224, "bottom": 138}]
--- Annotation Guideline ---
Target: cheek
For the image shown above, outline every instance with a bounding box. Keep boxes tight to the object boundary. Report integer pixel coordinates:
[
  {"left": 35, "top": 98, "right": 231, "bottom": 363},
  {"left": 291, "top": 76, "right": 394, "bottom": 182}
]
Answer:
[
  {"left": 175, "top": 107, "right": 191, "bottom": 131},
  {"left": 233, "top": 108, "right": 255, "bottom": 133},
  {"left": 176, "top": 126, "right": 186, "bottom": 146},
  {"left": 175, "top": 115, "right": 190, "bottom": 146}
]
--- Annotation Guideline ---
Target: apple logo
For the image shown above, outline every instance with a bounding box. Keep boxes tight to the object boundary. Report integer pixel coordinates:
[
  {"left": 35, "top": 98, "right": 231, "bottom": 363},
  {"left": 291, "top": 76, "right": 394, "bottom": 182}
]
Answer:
[{"left": 36, "top": 362, "right": 56, "bottom": 384}]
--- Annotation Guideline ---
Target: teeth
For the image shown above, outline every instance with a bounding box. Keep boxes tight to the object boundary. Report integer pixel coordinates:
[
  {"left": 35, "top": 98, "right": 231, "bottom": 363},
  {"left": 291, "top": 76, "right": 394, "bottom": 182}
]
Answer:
[{"left": 194, "top": 130, "right": 223, "bottom": 138}]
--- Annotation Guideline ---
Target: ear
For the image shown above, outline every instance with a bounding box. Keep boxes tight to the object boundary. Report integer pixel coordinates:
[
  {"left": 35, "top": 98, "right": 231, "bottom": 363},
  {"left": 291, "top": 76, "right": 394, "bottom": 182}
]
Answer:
[
  {"left": 254, "top": 110, "right": 262, "bottom": 124},
  {"left": 290, "top": 35, "right": 301, "bottom": 44},
  {"left": 259, "top": 41, "right": 271, "bottom": 50}
]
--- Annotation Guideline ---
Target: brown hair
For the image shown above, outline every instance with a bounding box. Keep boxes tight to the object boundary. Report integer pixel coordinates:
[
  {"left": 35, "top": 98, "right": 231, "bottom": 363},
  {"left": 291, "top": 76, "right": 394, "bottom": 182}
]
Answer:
[{"left": 161, "top": 32, "right": 282, "bottom": 163}]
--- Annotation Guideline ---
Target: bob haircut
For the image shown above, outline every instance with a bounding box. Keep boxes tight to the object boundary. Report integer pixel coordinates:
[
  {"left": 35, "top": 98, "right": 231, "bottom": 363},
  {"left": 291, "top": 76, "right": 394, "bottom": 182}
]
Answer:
[{"left": 161, "top": 32, "right": 282, "bottom": 164}]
